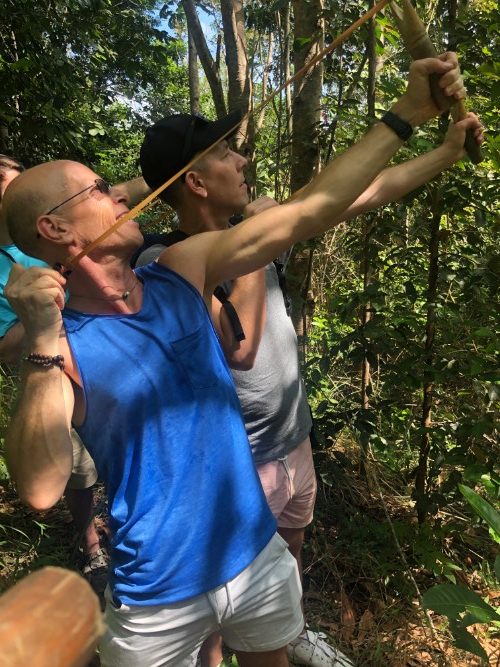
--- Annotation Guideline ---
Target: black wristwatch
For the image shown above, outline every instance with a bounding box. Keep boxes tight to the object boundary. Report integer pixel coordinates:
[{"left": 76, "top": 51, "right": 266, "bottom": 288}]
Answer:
[{"left": 380, "top": 110, "right": 413, "bottom": 141}]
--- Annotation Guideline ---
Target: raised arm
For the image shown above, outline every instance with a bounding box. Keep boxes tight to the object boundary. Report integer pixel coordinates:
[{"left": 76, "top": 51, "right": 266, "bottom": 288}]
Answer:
[
  {"left": 341, "top": 113, "right": 483, "bottom": 221},
  {"left": 4, "top": 264, "right": 74, "bottom": 510},
  {"left": 194, "top": 55, "right": 465, "bottom": 289},
  {"left": 211, "top": 269, "right": 266, "bottom": 370}
]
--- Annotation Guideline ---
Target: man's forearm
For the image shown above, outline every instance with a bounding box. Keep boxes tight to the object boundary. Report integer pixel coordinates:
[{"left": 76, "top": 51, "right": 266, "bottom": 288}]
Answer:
[
  {"left": 6, "top": 366, "right": 73, "bottom": 510},
  {"left": 296, "top": 117, "right": 406, "bottom": 231},
  {"left": 341, "top": 143, "right": 458, "bottom": 221}
]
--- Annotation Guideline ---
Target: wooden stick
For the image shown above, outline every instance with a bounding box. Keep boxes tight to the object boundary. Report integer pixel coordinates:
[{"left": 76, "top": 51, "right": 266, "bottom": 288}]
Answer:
[
  {"left": 0, "top": 567, "right": 103, "bottom": 667},
  {"left": 390, "top": 0, "right": 482, "bottom": 163}
]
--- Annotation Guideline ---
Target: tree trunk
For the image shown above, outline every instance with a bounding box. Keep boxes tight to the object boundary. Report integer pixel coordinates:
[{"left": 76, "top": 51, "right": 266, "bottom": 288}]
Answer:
[
  {"left": 287, "top": 0, "right": 324, "bottom": 349},
  {"left": 360, "top": 219, "right": 374, "bottom": 413},
  {"left": 272, "top": 5, "right": 292, "bottom": 203},
  {"left": 283, "top": 3, "right": 293, "bottom": 148},
  {"left": 220, "top": 0, "right": 251, "bottom": 142},
  {"left": 290, "top": 0, "right": 323, "bottom": 193},
  {"left": 220, "top": 0, "right": 256, "bottom": 193},
  {"left": 256, "top": 31, "right": 274, "bottom": 131},
  {"left": 361, "top": 4, "right": 380, "bottom": 417},
  {"left": 187, "top": 28, "right": 200, "bottom": 114},
  {"left": 415, "top": 192, "right": 442, "bottom": 524},
  {"left": 415, "top": 0, "right": 457, "bottom": 525},
  {"left": 367, "top": 1, "right": 377, "bottom": 120},
  {"left": 181, "top": 0, "right": 227, "bottom": 118}
]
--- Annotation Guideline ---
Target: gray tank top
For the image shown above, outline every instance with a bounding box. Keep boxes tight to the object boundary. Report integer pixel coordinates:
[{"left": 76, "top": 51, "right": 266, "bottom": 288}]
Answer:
[{"left": 230, "top": 263, "right": 312, "bottom": 464}]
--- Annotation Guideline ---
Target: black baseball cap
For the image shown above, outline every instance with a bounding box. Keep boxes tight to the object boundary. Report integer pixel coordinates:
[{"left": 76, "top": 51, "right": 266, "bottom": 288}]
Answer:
[{"left": 140, "top": 110, "right": 242, "bottom": 191}]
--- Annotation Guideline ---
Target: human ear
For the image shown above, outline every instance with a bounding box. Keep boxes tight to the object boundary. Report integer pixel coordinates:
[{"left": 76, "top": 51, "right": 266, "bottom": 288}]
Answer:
[
  {"left": 185, "top": 170, "right": 208, "bottom": 199},
  {"left": 36, "top": 214, "right": 74, "bottom": 245}
]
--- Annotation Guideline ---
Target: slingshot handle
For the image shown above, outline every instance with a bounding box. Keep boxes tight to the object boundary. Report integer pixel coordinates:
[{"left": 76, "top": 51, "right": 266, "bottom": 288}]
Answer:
[{"left": 390, "top": 0, "right": 482, "bottom": 163}]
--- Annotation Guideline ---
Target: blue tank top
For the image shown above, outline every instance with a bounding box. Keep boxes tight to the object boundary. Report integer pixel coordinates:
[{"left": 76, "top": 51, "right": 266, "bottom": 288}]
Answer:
[{"left": 63, "top": 262, "right": 276, "bottom": 606}]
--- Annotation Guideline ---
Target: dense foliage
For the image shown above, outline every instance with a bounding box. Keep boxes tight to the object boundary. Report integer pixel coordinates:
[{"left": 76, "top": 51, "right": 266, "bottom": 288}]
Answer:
[{"left": 1, "top": 0, "right": 188, "bottom": 175}]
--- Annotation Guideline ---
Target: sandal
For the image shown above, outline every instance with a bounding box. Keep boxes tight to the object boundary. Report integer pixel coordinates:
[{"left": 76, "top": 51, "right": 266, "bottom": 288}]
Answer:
[{"left": 80, "top": 547, "right": 110, "bottom": 603}]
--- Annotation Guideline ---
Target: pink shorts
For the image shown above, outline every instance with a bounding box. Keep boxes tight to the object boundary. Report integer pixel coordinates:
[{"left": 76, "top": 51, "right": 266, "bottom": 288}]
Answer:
[{"left": 256, "top": 436, "right": 317, "bottom": 529}]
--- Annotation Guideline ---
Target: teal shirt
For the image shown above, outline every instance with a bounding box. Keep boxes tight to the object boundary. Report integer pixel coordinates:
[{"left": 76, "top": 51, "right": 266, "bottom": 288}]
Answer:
[{"left": 0, "top": 245, "right": 47, "bottom": 337}]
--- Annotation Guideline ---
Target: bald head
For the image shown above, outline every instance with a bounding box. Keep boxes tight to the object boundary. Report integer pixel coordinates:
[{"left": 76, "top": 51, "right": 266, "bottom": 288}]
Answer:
[{"left": 1, "top": 160, "right": 82, "bottom": 259}]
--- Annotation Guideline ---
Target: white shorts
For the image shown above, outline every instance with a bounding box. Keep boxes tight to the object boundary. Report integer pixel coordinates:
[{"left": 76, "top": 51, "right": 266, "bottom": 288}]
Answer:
[{"left": 100, "top": 532, "right": 303, "bottom": 666}]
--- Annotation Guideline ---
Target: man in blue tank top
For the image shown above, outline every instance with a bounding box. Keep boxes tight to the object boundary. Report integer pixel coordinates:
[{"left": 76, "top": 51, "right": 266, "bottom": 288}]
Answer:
[{"left": 3, "top": 55, "right": 480, "bottom": 666}]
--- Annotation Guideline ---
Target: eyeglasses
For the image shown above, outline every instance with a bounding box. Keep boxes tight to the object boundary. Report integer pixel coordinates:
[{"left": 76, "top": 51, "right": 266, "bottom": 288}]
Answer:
[{"left": 45, "top": 178, "right": 111, "bottom": 215}]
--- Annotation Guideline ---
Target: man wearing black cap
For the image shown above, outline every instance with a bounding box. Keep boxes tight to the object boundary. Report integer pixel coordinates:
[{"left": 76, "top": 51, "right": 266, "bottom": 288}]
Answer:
[
  {"left": 4, "top": 54, "right": 479, "bottom": 667},
  {"left": 139, "top": 111, "right": 339, "bottom": 667},
  {"left": 138, "top": 67, "right": 482, "bottom": 667}
]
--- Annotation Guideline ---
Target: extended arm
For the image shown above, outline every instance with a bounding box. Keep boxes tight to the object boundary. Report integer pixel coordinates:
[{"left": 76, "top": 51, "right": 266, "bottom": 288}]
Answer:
[
  {"left": 341, "top": 113, "right": 483, "bottom": 221},
  {"left": 194, "top": 56, "right": 463, "bottom": 289},
  {"left": 160, "top": 56, "right": 468, "bottom": 297},
  {"left": 4, "top": 264, "right": 74, "bottom": 510}
]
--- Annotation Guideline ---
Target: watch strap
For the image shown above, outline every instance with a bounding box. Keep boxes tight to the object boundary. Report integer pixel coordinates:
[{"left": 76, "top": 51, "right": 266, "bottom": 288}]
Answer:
[{"left": 380, "top": 110, "right": 413, "bottom": 141}]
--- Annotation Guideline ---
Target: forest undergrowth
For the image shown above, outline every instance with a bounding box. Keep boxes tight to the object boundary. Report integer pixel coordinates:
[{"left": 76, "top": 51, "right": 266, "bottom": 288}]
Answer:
[{"left": 304, "top": 435, "right": 499, "bottom": 666}]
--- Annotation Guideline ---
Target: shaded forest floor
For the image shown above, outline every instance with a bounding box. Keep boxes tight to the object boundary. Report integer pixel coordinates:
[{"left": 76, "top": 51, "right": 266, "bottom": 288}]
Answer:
[{"left": 0, "top": 435, "right": 498, "bottom": 666}]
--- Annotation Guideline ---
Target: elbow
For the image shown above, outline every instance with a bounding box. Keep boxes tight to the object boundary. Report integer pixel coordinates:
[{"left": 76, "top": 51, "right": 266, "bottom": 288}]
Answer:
[
  {"left": 19, "top": 488, "right": 62, "bottom": 512},
  {"left": 12, "top": 474, "right": 65, "bottom": 512},
  {"left": 228, "top": 350, "right": 257, "bottom": 371}
]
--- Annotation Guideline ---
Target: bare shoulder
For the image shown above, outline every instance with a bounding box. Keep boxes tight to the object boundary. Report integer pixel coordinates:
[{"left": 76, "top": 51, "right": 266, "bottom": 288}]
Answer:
[{"left": 156, "top": 231, "right": 224, "bottom": 294}]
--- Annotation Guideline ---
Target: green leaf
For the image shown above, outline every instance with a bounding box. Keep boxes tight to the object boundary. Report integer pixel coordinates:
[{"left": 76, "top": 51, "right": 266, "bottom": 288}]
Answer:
[
  {"left": 293, "top": 36, "right": 312, "bottom": 50},
  {"left": 495, "top": 555, "right": 500, "bottom": 582},
  {"left": 423, "top": 583, "right": 500, "bottom": 624},
  {"left": 463, "top": 464, "right": 489, "bottom": 483},
  {"left": 459, "top": 484, "right": 500, "bottom": 538},
  {"left": 474, "top": 327, "right": 493, "bottom": 337},
  {"left": 0, "top": 456, "right": 9, "bottom": 481},
  {"left": 449, "top": 620, "right": 489, "bottom": 661}
]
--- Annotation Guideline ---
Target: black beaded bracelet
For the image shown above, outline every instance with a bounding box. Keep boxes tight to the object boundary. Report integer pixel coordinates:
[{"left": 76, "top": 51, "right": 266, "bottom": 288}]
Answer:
[
  {"left": 23, "top": 352, "right": 65, "bottom": 371},
  {"left": 380, "top": 110, "right": 413, "bottom": 141}
]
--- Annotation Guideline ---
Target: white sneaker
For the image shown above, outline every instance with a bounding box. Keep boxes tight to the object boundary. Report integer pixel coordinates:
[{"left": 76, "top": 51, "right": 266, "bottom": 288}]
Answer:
[{"left": 286, "top": 629, "right": 354, "bottom": 667}]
